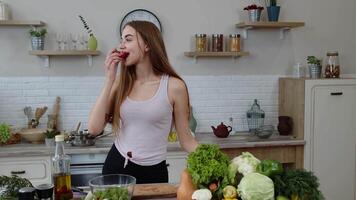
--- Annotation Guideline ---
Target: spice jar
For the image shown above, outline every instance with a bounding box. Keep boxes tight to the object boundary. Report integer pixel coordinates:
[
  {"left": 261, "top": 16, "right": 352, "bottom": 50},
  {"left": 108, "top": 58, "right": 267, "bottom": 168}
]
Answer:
[
  {"left": 325, "top": 51, "right": 340, "bottom": 78},
  {"left": 211, "top": 34, "right": 224, "bottom": 52},
  {"left": 195, "top": 34, "right": 207, "bottom": 52},
  {"left": 229, "top": 34, "right": 240, "bottom": 52}
]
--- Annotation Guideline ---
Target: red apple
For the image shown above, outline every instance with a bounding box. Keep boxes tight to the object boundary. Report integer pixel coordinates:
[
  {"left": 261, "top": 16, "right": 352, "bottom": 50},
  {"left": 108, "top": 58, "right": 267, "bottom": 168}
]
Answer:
[{"left": 118, "top": 51, "right": 129, "bottom": 59}]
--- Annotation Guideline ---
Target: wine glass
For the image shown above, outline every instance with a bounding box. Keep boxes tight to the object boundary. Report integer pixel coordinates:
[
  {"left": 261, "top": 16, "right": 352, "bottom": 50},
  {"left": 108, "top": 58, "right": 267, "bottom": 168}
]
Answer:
[
  {"left": 55, "top": 33, "right": 63, "bottom": 50},
  {"left": 71, "top": 34, "right": 79, "bottom": 50},
  {"left": 62, "top": 33, "right": 69, "bottom": 50},
  {"left": 79, "top": 34, "right": 86, "bottom": 50},
  {"left": 82, "top": 34, "right": 89, "bottom": 50}
]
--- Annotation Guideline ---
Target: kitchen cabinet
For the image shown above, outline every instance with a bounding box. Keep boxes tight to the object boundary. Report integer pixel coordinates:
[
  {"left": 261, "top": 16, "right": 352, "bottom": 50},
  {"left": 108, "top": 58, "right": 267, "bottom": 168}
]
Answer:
[
  {"left": 279, "top": 78, "right": 356, "bottom": 200},
  {"left": 166, "top": 151, "right": 187, "bottom": 184},
  {"left": 0, "top": 156, "right": 52, "bottom": 185},
  {"left": 222, "top": 144, "right": 304, "bottom": 169}
]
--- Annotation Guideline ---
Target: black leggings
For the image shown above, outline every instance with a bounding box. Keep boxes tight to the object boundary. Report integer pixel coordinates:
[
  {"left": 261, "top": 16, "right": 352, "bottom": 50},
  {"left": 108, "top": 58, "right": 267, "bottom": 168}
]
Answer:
[{"left": 102, "top": 144, "right": 168, "bottom": 184}]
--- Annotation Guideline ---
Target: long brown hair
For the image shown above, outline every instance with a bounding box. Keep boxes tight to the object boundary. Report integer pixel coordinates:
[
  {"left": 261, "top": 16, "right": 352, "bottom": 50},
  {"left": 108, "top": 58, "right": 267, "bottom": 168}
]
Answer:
[{"left": 111, "top": 21, "right": 190, "bottom": 133}]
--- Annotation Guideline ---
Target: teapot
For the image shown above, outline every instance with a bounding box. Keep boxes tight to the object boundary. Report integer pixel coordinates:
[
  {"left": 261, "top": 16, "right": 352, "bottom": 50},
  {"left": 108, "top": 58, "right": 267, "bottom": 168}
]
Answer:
[{"left": 211, "top": 122, "right": 232, "bottom": 138}]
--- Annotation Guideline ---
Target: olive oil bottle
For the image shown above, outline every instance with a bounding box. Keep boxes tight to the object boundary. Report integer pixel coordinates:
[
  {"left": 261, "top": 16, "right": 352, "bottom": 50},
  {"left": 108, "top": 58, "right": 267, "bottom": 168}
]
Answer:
[{"left": 52, "top": 135, "right": 73, "bottom": 200}]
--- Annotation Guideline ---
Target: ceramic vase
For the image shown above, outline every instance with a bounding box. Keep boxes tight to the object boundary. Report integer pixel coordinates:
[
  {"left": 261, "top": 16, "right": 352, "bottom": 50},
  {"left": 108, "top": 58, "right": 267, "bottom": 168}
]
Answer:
[
  {"left": 277, "top": 116, "right": 293, "bottom": 135},
  {"left": 267, "top": 6, "right": 280, "bottom": 21},
  {"left": 88, "top": 35, "right": 97, "bottom": 51}
]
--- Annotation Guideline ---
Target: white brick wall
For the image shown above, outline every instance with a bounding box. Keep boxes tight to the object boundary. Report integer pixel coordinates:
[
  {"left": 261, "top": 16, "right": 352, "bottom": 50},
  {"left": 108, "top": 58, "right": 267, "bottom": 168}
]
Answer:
[{"left": 0, "top": 75, "right": 280, "bottom": 133}]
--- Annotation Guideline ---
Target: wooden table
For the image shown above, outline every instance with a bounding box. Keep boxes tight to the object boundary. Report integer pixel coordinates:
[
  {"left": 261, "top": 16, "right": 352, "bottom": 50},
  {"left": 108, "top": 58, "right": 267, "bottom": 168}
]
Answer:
[{"left": 75, "top": 183, "right": 177, "bottom": 200}]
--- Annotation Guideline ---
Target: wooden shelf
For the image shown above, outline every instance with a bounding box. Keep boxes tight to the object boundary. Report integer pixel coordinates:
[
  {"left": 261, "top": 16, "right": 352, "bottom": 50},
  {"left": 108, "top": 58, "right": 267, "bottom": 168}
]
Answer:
[
  {"left": 184, "top": 51, "right": 249, "bottom": 57},
  {"left": 0, "top": 20, "right": 45, "bottom": 26},
  {"left": 236, "top": 21, "right": 305, "bottom": 39},
  {"left": 236, "top": 21, "right": 305, "bottom": 28},
  {"left": 29, "top": 50, "right": 101, "bottom": 67},
  {"left": 184, "top": 51, "right": 249, "bottom": 63},
  {"left": 29, "top": 50, "right": 100, "bottom": 56}
]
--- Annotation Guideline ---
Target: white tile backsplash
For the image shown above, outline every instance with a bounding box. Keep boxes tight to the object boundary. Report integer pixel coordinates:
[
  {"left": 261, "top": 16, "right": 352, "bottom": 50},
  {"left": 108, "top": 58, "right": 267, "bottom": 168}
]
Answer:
[{"left": 0, "top": 75, "right": 281, "bottom": 132}]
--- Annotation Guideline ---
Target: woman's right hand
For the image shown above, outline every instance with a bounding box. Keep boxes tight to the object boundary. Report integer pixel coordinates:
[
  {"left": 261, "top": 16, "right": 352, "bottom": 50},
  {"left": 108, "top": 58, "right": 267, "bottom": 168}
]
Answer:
[{"left": 104, "top": 49, "right": 123, "bottom": 82}]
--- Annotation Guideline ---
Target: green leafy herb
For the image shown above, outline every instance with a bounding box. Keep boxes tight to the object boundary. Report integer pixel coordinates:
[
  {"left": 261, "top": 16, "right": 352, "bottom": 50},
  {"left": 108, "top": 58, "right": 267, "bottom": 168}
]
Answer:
[
  {"left": 43, "top": 129, "right": 59, "bottom": 139},
  {"left": 273, "top": 169, "right": 324, "bottom": 200},
  {"left": 29, "top": 27, "right": 47, "bottom": 37},
  {"left": 0, "top": 175, "right": 33, "bottom": 199},
  {"left": 187, "top": 144, "right": 230, "bottom": 187},
  {"left": 94, "top": 187, "right": 129, "bottom": 200},
  {"left": 307, "top": 56, "right": 322, "bottom": 66},
  {"left": 0, "top": 123, "right": 11, "bottom": 144},
  {"left": 78, "top": 15, "right": 94, "bottom": 36}
]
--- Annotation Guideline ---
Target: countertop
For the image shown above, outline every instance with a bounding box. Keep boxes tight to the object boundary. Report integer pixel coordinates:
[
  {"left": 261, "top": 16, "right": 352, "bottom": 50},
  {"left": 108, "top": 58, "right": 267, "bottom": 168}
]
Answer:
[{"left": 0, "top": 133, "right": 305, "bottom": 158}]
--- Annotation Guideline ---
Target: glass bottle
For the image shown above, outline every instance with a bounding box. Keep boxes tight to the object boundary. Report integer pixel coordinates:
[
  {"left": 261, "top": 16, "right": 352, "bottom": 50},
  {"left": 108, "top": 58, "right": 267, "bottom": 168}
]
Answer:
[
  {"left": 52, "top": 135, "right": 73, "bottom": 200},
  {"left": 246, "top": 99, "right": 265, "bottom": 133},
  {"left": 325, "top": 51, "right": 340, "bottom": 78}
]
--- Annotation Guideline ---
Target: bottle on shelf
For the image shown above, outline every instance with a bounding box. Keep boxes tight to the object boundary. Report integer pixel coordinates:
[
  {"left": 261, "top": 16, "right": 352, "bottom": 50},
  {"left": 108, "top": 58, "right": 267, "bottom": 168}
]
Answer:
[{"left": 52, "top": 135, "right": 73, "bottom": 200}]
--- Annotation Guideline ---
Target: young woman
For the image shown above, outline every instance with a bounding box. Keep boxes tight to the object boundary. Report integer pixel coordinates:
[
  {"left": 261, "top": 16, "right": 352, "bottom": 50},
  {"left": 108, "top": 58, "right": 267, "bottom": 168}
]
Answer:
[{"left": 88, "top": 21, "right": 198, "bottom": 184}]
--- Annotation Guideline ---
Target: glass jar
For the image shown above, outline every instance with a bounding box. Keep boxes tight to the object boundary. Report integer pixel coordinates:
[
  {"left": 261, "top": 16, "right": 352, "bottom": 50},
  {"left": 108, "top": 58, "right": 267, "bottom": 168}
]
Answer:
[
  {"left": 292, "top": 62, "right": 305, "bottom": 78},
  {"left": 195, "top": 34, "right": 207, "bottom": 52},
  {"left": 228, "top": 34, "right": 240, "bottom": 52},
  {"left": 211, "top": 34, "right": 224, "bottom": 52},
  {"left": 246, "top": 99, "right": 265, "bottom": 133},
  {"left": 325, "top": 51, "right": 340, "bottom": 78}
]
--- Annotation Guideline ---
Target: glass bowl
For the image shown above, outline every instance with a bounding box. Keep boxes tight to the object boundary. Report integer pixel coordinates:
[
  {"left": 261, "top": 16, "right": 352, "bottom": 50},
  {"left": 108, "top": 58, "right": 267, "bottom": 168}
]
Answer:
[
  {"left": 89, "top": 174, "right": 136, "bottom": 200},
  {"left": 255, "top": 125, "right": 274, "bottom": 139}
]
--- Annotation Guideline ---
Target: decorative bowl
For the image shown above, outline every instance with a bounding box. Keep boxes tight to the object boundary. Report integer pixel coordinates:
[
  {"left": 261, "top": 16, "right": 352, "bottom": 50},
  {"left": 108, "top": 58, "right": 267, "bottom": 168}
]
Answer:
[
  {"left": 18, "top": 128, "right": 46, "bottom": 144},
  {"left": 255, "top": 125, "right": 274, "bottom": 139},
  {"left": 89, "top": 174, "right": 136, "bottom": 200}
]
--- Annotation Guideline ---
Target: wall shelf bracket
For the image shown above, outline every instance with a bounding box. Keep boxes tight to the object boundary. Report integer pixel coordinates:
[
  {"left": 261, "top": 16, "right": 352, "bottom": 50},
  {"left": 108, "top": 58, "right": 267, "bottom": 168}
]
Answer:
[
  {"left": 40, "top": 56, "right": 50, "bottom": 68},
  {"left": 279, "top": 27, "right": 291, "bottom": 39},
  {"left": 242, "top": 26, "right": 253, "bottom": 39}
]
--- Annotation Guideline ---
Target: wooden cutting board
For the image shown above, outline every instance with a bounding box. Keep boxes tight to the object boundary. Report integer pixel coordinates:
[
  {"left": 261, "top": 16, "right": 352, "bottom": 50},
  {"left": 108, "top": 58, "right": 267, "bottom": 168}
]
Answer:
[{"left": 132, "top": 183, "right": 177, "bottom": 199}]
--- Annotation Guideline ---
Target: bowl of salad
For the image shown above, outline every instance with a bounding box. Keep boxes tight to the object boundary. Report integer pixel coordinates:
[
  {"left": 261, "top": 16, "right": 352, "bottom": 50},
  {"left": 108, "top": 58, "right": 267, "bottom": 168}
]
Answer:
[{"left": 89, "top": 174, "right": 136, "bottom": 200}]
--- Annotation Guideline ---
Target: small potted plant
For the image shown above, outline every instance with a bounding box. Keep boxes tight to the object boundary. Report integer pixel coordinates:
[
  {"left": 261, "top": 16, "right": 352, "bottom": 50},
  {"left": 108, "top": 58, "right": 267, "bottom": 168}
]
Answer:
[
  {"left": 0, "top": 123, "right": 11, "bottom": 145},
  {"left": 244, "top": 4, "right": 264, "bottom": 22},
  {"left": 29, "top": 27, "right": 47, "bottom": 50},
  {"left": 265, "top": 0, "right": 280, "bottom": 21},
  {"left": 307, "top": 56, "right": 322, "bottom": 78},
  {"left": 43, "top": 129, "right": 59, "bottom": 147}
]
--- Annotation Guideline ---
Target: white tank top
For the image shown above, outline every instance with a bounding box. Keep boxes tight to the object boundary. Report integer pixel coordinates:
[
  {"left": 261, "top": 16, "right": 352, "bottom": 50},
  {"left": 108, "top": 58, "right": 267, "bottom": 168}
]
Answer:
[{"left": 114, "top": 74, "right": 173, "bottom": 166}]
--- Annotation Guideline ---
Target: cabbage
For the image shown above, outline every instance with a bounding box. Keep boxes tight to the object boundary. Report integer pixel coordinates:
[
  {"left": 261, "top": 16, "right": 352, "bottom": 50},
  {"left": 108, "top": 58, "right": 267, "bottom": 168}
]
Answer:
[
  {"left": 230, "top": 152, "right": 260, "bottom": 176},
  {"left": 238, "top": 173, "right": 274, "bottom": 200}
]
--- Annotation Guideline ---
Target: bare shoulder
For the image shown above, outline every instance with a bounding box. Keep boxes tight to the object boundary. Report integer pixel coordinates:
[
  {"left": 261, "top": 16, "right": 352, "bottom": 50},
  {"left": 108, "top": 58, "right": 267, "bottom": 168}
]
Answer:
[
  {"left": 167, "top": 76, "right": 188, "bottom": 105},
  {"left": 168, "top": 76, "right": 187, "bottom": 93}
]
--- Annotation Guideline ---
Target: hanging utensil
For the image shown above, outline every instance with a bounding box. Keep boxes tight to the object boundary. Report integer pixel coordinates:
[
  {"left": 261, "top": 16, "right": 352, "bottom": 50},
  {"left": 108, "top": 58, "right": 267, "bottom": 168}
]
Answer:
[
  {"left": 23, "top": 106, "right": 32, "bottom": 128},
  {"left": 31, "top": 106, "right": 48, "bottom": 128}
]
